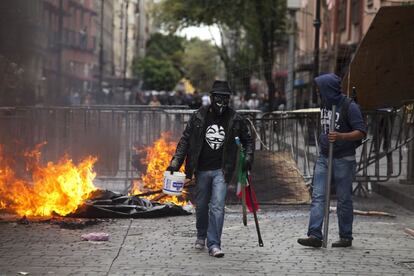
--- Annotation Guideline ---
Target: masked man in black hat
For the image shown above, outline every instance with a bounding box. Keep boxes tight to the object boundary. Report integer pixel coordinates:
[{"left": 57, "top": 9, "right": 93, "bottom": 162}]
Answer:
[{"left": 167, "top": 80, "right": 254, "bottom": 257}]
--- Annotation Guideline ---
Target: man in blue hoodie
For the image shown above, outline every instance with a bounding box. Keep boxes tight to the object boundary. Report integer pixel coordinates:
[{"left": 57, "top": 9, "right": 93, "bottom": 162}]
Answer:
[{"left": 298, "top": 73, "right": 366, "bottom": 248}]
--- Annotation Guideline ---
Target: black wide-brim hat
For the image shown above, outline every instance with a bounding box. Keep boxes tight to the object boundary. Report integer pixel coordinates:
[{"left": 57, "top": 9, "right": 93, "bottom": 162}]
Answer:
[{"left": 209, "top": 80, "right": 232, "bottom": 95}]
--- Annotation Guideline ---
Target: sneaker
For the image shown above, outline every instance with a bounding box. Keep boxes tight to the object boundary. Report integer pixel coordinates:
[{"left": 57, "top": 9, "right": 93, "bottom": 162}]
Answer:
[
  {"left": 297, "top": 236, "right": 322, "bottom": 248},
  {"left": 209, "top": 247, "right": 224, "bottom": 258},
  {"left": 194, "top": 239, "right": 205, "bottom": 250},
  {"left": 332, "top": 238, "right": 352, "bottom": 248}
]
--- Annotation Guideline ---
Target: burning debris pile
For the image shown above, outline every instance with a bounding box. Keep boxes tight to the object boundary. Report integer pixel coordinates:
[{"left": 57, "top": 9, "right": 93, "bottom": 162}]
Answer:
[
  {"left": 130, "top": 132, "right": 189, "bottom": 205},
  {"left": 0, "top": 144, "right": 97, "bottom": 217},
  {"left": 0, "top": 133, "right": 192, "bottom": 220},
  {"left": 73, "top": 190, "right": 191, "bottom": 219}
]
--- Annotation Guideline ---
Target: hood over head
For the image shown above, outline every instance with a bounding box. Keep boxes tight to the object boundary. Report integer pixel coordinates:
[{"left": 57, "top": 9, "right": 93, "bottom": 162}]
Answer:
[{"left": 314, "top": 73, "right": 343, "bottom": 107}]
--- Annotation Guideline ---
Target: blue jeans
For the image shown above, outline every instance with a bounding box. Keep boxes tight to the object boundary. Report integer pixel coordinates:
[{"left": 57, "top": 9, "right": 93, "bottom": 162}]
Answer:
[
  {"left": 308, "top": 155, "right": 356, "bottom": 240},
  {"left": 195, "top": 169, "right": 227, "bottom": 250}
]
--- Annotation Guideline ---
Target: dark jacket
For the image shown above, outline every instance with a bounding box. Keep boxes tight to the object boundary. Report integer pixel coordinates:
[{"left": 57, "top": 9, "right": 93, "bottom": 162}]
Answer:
[
  {"left": 169, "top": 106, "right": 254, "bottom": 183},
  {"left": 315, "top": 73, "right": 367, "bottom": 158}
]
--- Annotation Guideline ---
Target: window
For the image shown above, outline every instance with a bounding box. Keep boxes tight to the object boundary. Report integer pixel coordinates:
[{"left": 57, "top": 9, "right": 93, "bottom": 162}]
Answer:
[
  {"left": 351, "top": 0, "right": 360, "bottom": 25},
  {"left": 338, "top": 0, "right": 347, "bottom": 32},
  {"left": 80, "top": 11, "right": 84, "bottom": 27}
]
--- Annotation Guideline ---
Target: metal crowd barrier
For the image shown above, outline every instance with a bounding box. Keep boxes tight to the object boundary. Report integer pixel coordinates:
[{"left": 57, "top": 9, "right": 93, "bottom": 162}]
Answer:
[
  {"left": 0, "top": 105, "right": 192, "bottom": 192},
  {"left": 247, "top": 109, "right": 320, "bottom": 183},
  {"left": 247, "top": 101, "right": 414, "bottom": 196},
  {"left": 1, "top": 102, "right": 413, "bottom": 194}
]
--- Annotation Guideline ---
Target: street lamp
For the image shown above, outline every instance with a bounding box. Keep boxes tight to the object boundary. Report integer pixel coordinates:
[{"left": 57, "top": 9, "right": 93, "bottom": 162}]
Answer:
[
  {"left": 312, "top": 0, "right": 321, "bottom": 106},
  {"left": 123, "top": 0, "right": 129, "bottom": 97},
  {"left": 99, "top": 0, "right": 104, "bottom": 104},
  {"left": 286, "top": 0, "right": 302, "bottom": 110}
]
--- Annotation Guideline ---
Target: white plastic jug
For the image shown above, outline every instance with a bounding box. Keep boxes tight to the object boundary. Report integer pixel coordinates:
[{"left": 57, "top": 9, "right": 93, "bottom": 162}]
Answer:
[{"left": 163, "top": 171, "right": 186, "bottom": 196}]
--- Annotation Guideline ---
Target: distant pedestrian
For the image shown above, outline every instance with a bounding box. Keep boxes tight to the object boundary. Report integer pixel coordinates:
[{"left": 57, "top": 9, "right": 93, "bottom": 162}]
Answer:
[
  {"left": 275, "top": 91, "right": 286, "bottom": 111},
  {"left": 201, "top": 93, "right": 211, "bottom": 107},
  {"left": 297, "top": 73, "right": 366, "bottom": 248},
  {"left": 70, "top": 92, "right": 81, "bottom": 106},
  {"left": 188, "top": 90, "right": 202, "bottom": 109},
  {"left": 83, "top": 93, "right": 94, "bottom": 106},
  {"left": 167, "top": 80, "right": 254, "bottom": 258},
  {"left": 135, "top": 91, "right": 147, "bottom": 105},
  {"left": 259, "top": 94, "right": 269, "bottom": 112},
  {"left": 239, "top": 95, "right": 249, "bottom": 110},
  {"left": 173, "top": 91, "right": 185, "bottom": 105},
  {"left": 232, "top": 95, "right": 248, "bottom": 110},
  {"left": 149, "top": 95, "right": 161, "bottom": 106},
  {"left": 247, "top": 93, "right": 260, "bottom": 110}
]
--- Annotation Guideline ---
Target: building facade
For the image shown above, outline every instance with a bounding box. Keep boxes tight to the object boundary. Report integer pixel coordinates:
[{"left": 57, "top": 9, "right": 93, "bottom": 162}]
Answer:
[
  {"left": 94, "top": 0, "right": 115, "bottom": 81},
  {"left": 291, "top": 0, "right": 414, "bottom": 108},
  {"left": 0, "top": 0, "right": 100, "bottom": 106},
  {"left": 0, "top": 0, "right": 48, "bottom": 105},
  {"left": 113, "top": 0, "right": 139, "bottom": 81},
  {"left": 0, "top": 0, "right": 157, "bottom": 106},
  {"left": 60, "top": 0, "right": 98, "bottom": 104},
  {"left": 136, "top": 0, "right": 155, "bottom": 59}
]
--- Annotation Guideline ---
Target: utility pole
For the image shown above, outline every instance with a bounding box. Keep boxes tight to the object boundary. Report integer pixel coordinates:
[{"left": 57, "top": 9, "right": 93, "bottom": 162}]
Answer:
[
  {"left": 99, "top": 0, "right": 104, "bottom": 104},
  {"left": 286, "top": 9, "right": 296, "bottom": 110},
  {"left": 123, "top": 0, "right": 129, "bottom": 95},
  {"left": 57, "top": 0, "right": 63, "bottom": 105},
  {"left": 312, "top": 0, "right": 321, "bottom": 105},
  {"left": 286, "top": 0, "right": 301, "bottom": 110}
]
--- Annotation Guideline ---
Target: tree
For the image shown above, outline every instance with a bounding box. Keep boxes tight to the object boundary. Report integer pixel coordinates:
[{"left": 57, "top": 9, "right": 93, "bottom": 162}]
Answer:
[
  {"left": 134, "top": 32, "right": 222, "bottom": 93},
  {"left": 134, "top": 57, "right": 181, "bottom": 91},
  {"left": 158, "top": 0, "right": 287, "bottom": 110},
  {"left": 249, "top": 1, "right": 286, "bottom": 110},
  {"left": 145, "top": 33, "right": 186, "bottom": 74},
  {"left": 183, "top": 38, "right": 219, "bottom": 92},
  {"left": 133, "top": 33, "right": 184, "bottom": 91}
]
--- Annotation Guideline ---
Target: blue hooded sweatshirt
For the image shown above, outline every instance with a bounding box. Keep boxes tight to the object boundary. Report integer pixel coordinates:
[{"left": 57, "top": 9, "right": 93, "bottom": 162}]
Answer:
[{"left": 315, "top": 73, "right": 367, "bottom": 158}]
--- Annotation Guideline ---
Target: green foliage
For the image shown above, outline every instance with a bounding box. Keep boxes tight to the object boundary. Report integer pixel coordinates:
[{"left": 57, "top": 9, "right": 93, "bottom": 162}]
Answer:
[
  {"left": 133, "top": 33, "right": 184, "bottom": 91},
  {"left": 159, "top": 0, "right": 286, "bottom": 58},
  {"left": 158, "top": 0, "right": 287, "bottom": 108},
  {"left": 133, "top": 31, "right": 221, "bottom": 92},
  {"left": 183, "top": 38, "right": 219, "bottom": 92},
  {"left": 146, "top": 33, "right": 185, "bottom": 71},
  {"left": 134, "top": 57, "right": 181, "bottom": 91}
]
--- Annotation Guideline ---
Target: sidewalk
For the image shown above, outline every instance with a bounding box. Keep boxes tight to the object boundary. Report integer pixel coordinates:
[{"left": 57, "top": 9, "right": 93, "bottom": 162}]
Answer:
[{"left": 0, "top": 193, "right": 413, "bottom": 276}]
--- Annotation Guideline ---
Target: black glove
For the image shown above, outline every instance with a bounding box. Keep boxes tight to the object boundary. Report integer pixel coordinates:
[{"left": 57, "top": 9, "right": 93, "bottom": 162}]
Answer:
[
  {"left": 243, "top": 156, "right": 252, "bottom": 172},
  {"left": 166, "top": 165, "right": 179, "bottom": 175}
]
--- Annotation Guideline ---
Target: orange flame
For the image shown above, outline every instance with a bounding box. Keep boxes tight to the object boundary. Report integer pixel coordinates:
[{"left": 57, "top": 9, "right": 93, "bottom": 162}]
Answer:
[
  {"left": 130, "top": 132, "right": 188, "bottom": 205},
  {"left": 0, "top": 145, "right": 97, "bottom": 217}
]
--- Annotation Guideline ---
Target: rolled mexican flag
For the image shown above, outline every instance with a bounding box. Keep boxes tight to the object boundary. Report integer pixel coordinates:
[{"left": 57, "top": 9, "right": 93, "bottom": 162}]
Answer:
[{"left": 235, "top": 138, "right": 259, "bottom": 213}]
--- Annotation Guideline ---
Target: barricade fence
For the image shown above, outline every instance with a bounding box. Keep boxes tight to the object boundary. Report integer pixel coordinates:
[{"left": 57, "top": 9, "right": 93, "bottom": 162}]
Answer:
[
  {"left": 1, "top": 103, "right": 413, "bottom": 194},
  {"left": 0, "top": 106, "right": 191, "bottom": 192},
  {"left": 249, "top": 102, "right": 414, "bottom": 196}
]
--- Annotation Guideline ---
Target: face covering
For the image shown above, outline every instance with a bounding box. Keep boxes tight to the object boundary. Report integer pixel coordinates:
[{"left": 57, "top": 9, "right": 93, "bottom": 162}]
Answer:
[{"left": 211, "top": 93, "right": 230, "bottom": 116}]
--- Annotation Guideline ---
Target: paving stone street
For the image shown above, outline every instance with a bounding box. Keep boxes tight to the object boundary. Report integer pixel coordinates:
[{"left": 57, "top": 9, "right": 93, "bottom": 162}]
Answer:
[{"left": 0, "top": 193, "right": 413, "bottom": 276}]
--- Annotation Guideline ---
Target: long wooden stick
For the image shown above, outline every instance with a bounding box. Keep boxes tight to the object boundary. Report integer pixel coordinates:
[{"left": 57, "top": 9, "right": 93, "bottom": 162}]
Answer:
[
  {"left": 404, "top": 228, "right": 414, "bottom": 237},
  {"left": 235, "top": 140, "right": 247, "bottom": 226},
  {"left": 242, "top": 185, "right": 247, "bottom": 226},
  {"left": 247, "top": 173, "right": 263, "bottom": 247},
  {"left": 323, "top": 105, "right": 336, "bottom": 248}
]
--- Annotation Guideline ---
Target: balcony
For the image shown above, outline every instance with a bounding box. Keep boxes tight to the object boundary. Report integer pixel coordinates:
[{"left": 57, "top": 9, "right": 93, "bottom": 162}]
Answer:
[{"left": 62, "top": 29, "right": 96, "bottom": 52}]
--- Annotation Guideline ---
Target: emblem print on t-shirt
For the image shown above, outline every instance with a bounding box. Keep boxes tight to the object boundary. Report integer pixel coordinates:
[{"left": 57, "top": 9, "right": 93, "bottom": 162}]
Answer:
[
  {"left": 205, "top": 124, "right": 225, "bottom": 150},
  {"left": 320, "top": 108, "right": 340, "bottom": 134}
]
